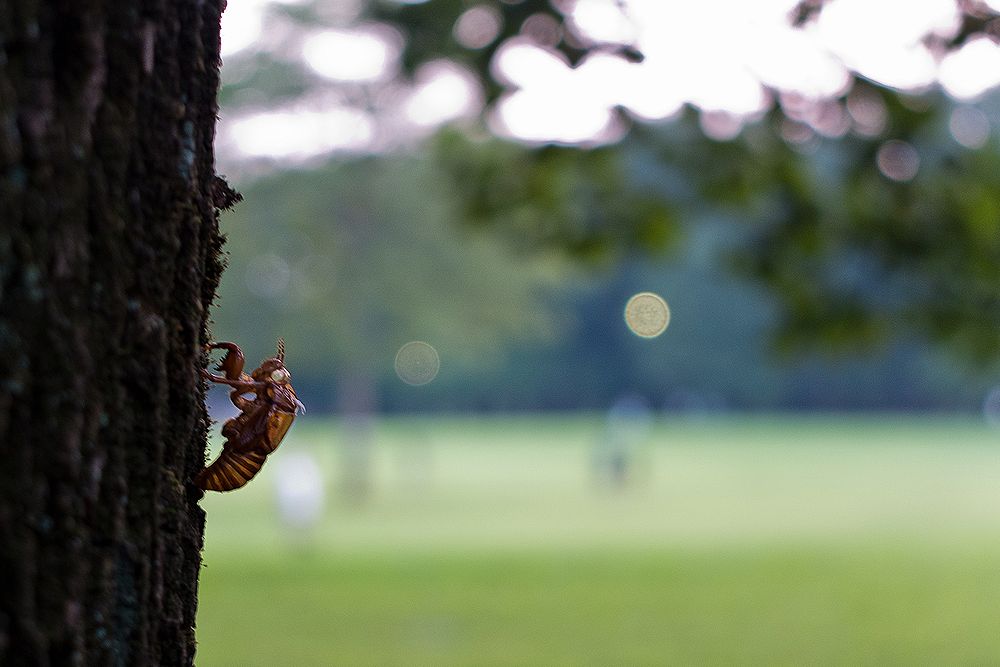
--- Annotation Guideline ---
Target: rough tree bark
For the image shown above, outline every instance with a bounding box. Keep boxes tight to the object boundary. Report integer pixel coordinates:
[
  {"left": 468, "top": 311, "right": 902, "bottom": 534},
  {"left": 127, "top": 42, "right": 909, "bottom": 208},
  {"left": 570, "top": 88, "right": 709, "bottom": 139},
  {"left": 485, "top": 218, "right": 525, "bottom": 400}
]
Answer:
[{"left": 0, "top": 2, "right": 230, "bottom": 664}]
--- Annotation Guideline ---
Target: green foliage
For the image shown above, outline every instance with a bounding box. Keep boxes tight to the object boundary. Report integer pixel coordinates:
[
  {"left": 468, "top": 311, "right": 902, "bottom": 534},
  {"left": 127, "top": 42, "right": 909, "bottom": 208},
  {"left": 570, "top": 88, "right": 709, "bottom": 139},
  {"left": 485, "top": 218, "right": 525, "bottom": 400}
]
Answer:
[
  {"left": 214, "top": 147, "right": 992, "bottom": 411},
  {"left": 430, "top": 98, "right": 1000, "bottom": 361},
  {"left": 213, "top": 154, "right": 572, "bottom": 403},
  {"left": 362, "top": 2, "right": 1000, "bottom": 359},
  {"left": 431, "top": 130, "right": 679, "bottom": 262},
  {"left": 718, "top": 96, "right": 1000, "bottom": 359},
  {"left": 219, "top": 1, "right": 1000, "bottom": 363}
]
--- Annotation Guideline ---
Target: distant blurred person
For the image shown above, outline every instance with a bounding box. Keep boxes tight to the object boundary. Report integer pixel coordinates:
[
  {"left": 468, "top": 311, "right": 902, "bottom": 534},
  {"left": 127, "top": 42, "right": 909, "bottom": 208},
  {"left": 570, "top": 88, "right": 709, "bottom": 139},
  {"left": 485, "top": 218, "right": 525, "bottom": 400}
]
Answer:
[
  {"left": 274, "top": 451, "right": 325, "bottom": 538},
  {"left": 983, "top": 386, "right": 1000, "bottom": 428},
  {"left": 593, "top": 393, "right": 653, "bottom": 490}
]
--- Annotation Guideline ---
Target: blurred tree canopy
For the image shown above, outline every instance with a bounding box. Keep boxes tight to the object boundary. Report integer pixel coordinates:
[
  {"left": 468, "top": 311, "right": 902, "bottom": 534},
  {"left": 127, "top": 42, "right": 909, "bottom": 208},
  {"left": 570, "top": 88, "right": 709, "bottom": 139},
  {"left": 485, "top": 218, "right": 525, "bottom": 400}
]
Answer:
[
  {"left": 218, "top": 0, "right": 1000, "bottom": 363},
  {"left": 215, "top": 164, "right": 990, "bottom": 412},
  {"left": 428, "top": 98, "right": 1000, "bottom": 361},
  {"left": 367, "top": 0, "right": 1000, "bottom": 360},
  {"left": 212, "top": 156, "right": 573, "bottom": 410}
]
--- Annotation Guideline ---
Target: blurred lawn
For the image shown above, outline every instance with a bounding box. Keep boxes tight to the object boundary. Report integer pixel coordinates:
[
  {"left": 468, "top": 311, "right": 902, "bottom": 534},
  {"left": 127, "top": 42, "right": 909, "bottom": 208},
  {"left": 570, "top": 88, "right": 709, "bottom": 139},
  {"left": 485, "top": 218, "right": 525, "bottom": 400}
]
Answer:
[{"left": 197, "top": 415, "right": 1000, "bottom": 665}]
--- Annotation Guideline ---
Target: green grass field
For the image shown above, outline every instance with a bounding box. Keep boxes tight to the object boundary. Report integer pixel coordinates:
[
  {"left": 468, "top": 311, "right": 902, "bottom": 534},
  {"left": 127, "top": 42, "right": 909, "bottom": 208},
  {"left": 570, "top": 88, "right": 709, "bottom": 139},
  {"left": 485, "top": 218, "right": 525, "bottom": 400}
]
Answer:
[{"left": 196, "top": 415, "right": 1000, "bottom": 665}]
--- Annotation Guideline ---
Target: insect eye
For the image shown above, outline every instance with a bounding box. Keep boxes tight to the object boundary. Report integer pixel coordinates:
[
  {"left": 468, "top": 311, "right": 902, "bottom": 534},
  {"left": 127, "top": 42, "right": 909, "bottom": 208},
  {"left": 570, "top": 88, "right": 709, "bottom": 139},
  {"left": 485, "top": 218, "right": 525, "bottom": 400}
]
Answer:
[{"left": 270, "top": 369, "right": 289, "bottom": 383}]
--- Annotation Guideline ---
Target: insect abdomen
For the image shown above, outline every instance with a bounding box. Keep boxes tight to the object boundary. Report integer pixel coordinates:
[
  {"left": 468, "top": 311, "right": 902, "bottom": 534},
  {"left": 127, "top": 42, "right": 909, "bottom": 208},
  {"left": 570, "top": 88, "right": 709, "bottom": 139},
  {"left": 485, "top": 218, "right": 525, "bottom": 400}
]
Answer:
[{"left": 196, "top": 448, "right": 268, "bottom": 492}]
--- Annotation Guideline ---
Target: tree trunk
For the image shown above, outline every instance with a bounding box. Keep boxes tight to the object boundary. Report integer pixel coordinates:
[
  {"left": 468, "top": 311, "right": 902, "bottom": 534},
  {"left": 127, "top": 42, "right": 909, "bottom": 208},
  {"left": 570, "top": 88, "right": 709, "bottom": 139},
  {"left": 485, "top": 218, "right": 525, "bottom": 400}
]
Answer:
[
  {"left": 336, "top": 368, "right": 377, "bottom": 504},
  {"left": 0, "top": 2, "right": 227, "bottom": 664}
]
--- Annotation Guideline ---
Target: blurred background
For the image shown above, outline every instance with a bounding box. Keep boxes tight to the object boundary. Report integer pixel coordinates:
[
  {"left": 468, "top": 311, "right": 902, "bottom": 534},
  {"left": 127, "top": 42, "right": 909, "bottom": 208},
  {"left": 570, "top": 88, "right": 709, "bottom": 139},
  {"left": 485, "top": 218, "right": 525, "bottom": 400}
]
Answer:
[{"left": 198, "top": 1, "right": 1000, "bottom": 663}]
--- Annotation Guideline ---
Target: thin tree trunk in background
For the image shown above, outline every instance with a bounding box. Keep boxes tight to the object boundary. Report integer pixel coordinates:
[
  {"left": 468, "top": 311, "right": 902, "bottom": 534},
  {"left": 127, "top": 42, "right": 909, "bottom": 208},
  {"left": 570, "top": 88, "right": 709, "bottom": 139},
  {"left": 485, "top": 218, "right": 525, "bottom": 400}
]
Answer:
[
  {"left": 336, "top": 369, "right": 377, "bottom": 504},
  {"left": 0, "top": 2, "right": 228, "bottom": 664}
]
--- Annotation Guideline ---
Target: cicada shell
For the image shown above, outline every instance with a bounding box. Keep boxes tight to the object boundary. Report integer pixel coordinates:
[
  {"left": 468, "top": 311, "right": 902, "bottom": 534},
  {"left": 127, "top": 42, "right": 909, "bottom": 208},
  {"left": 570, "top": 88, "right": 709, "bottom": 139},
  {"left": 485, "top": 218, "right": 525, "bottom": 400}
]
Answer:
[{"left": 198, "top": 341, "right": 304, "bottom": 492}]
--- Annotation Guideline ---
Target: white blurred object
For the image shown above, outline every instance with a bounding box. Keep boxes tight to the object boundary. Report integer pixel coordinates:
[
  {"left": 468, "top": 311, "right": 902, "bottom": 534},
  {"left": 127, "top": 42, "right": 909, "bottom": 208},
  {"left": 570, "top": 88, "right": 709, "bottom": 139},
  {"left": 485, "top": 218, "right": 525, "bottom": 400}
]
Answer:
[
  {"left": 606, "top": 393, "right": 654, "bottom": 443},
  {"left": 274, "top": 451, "right": 325, "bottom": 531},
  {"left": 594, "top": 393, "right": 653, "bottom": 489}
]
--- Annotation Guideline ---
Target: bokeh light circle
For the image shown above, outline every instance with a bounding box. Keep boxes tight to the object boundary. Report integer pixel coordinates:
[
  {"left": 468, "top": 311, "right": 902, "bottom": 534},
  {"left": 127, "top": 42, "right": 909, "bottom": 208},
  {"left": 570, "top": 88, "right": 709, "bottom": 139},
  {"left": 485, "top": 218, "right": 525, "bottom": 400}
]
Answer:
[
  {"left": 394, "top": 341, "right": 441, "bottom": 385},
  {"left": 876, "top": 140, "right": 920, "bottom": 182},
  {"left": 454, "top": 6, "right": 502, "bottom": 50},
  {"left": 624, "top": 292, "right": 670, "bottom": 338},
  {"left": 949, "top": 106, "right": 990, "bottom": 149}
]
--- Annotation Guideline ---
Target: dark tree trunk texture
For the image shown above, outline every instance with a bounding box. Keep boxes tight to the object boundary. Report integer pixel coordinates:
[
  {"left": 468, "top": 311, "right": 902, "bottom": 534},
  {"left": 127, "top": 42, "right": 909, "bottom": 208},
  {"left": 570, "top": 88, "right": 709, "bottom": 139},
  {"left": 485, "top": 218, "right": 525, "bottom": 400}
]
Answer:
[{"left": 0, "top": 2, "right": 228, "bottom": 665}]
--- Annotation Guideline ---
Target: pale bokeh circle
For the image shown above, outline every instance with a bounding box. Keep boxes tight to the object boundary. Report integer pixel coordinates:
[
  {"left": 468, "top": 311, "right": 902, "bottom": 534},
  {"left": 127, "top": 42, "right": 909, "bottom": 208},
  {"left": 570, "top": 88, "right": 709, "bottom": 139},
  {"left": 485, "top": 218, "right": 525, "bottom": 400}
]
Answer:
[
  {"left": 876, "top": 140, "right": 920, "bottom": 182},
  {"left": 624, "top": 292, "right": 670, "bottom": 338},
  {"left": 394, "top": 341, "right": 441, "bottom": 386}
]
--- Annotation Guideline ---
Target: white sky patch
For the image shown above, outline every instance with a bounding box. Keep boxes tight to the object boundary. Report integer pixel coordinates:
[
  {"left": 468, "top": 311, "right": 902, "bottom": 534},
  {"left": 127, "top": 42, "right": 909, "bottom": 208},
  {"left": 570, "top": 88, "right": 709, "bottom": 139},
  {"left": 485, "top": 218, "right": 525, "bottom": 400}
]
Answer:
[
  {"left": 227, "top": 107, "right": 373, "bottom": 159},
  {"left": 578, "top": 53, "right": 683, "bottom": 121},
  {"left": 687, "top": 62, "right": 769, "bottom": 115},
  {"left": 939, "top": 37, "right": 1000, "bottom": 100},
  {"left": 491, "top": 41, "right": 625, "bottom": 144},
  {"left": 221, "top": 0, "right": 309, "bottom": 57},
  {"left": 488, "top": 0, "right": 975, "bottom": 143},
  {"left": 221, "top": 0, "right": 265, "bottom": 56},
  {"left": 624, "top": 0, "right": 772, "bottom": 114},
  {"left": 493, "top": 88, "right": 622, "bottom": 144},
  {"left": 405, "top": 61, "right": 481, "bottom": 126},
  {"left": 570, "top": 0, "right": 637, "bottom": 44},
  {"left": 219, "top": 0, "right": 1000, "bottom": 157},
  {"left": 845, "top": 43, "right": 938, "bottom": 91},
  {"left": 492, "top": 40, "right": 572, "bottom": 89},
  {"left": 813, "top": 0, "right": 957, "bottom": 90},
  {"left": 817, "top": 0, "right": 958, "bottom": 46},
  {"left": 303, "top": 26, "right": 401, "bottom": 82},
  {"left": 747, "top": 24, "right": 849, "bottom": 98}
]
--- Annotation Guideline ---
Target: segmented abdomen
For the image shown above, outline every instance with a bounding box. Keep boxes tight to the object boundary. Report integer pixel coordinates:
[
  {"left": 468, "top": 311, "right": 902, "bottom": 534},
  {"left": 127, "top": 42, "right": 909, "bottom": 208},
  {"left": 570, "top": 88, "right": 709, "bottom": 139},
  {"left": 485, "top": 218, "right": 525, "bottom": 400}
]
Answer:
[{"left": 196, "top": 448, "right": 268, "bottom": 492}]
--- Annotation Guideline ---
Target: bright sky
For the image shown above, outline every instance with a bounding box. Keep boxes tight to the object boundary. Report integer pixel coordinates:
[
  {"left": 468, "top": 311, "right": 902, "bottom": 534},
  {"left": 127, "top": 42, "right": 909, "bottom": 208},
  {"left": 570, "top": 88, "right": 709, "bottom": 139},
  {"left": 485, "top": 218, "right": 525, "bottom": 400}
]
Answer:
[{"left": 218, "top": 0, "right": 1000, "bottom": 160}]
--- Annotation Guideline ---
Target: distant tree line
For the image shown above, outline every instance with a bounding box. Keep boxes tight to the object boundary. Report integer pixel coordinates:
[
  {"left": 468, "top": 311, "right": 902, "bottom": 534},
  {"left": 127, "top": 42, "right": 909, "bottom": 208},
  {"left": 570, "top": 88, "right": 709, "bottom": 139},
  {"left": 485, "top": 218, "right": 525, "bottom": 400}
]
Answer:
[{"left": 215, "top": 154, "right": 996, "bottom": 415}]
